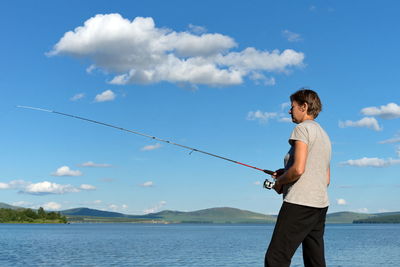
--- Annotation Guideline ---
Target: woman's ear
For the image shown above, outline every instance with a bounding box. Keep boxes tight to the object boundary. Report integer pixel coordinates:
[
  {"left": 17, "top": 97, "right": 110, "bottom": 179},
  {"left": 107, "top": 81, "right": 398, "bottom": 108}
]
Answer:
[{"left": 300, "top": 102, "right": 308, "bottom": 112}]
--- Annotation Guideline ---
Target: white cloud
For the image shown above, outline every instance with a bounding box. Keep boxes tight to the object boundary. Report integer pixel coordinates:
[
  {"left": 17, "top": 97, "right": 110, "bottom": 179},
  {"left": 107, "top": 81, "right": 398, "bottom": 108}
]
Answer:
[
  {"left": 143, "top": 200, "right": 167, "bottom": 214},
  {"left": 282, "top": 30, "right": 303, "bottom": 42},
  {"left": 340, "top": 157, "right": 400, "bottom": 167},
  {"left": 48, "top": 14, "right": 305, "bottom": 87},
  {"left": 337, "top": 198, "right": 347, "bottom": 205},
  {"left": 0, "top": 180, "right": 96, "bottom": 195},
  {"left": 79, "top": 184, "right": 96, "bottom": 190},
  {"left": 52, "top": 166, "right": 82, "bottom": 177},
  {"left": 380, "top": 137, "right": 400, "bottom": 144},
  {"left": 247, "top": 110, "right": 278, "bottom": 124},
  {"left": 43, "top": 202, "right": 62, "bottom": 210},
  {"left": 79, "top": 161, "right": 112, "bottom": 167},
  {"left": 94, "top": 89, "right": 116, "bottom": 102},
  {"left": 86, "top": 64, "right": 96, "bottom": 73},
  {"left": 0, "top": 180, "right": 29, "bottom": 190},
  {"left": 141, "top": 143, "right": 162, "bottom": 151},
  {"left": 278, "top": 117, "right": 292, "bottom": 123},
  {"left": 249, "top": 72, "right": 276, "bottom": 86},
  {"left": 378, "top": 209, "right": 390, "bottom": 213},
  {"left": 70, "top": 93, "right": 85, "bottom": 101},
  {"left": 357, "top": 208, "right": 369, "bottom": 213},
  {"left": 10, "top": 180, "right": 29, "bottom": 187},
  {"left": 109, "top": 204, "right": 119, "bottom": 211},
  {"left": 0, "top": 182, "right": 10, "bottom": 189},
  {"left": 281, "top": 102, "right": 291, "bottom": 111},
  {"left": 247, "top": 107, "right": 291, "bottom": 124},
  {"left": 23, "top": 181, "right": 80, "bottom": 195},
  {"left": 361, "top": 103, "right": 400, "bottom": 119},
  {"left": 396, "top": 146, "right": 400, "bottom": 157},
  {"left": 338, "top": 117, "right": 382, "bottom": 131},
  {"left": 215, "top": 47, "right": 304, "bottom": 73},
  {"left": 188, "top": 24, "right": 207, "bottom": 34},
  {"left": 108, "top": 203, "right": 129, "bottom": 212},
  {"left": 379, "top": 134, "right": 400, "bottom": 144},
  {"left": 140, "top": 181, "right": 154, "bottom": 187}
]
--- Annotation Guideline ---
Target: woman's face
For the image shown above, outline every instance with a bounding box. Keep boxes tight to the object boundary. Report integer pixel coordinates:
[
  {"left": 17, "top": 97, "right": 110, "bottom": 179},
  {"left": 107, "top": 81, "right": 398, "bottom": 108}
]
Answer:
[{"left": 289, "top": 100, "right": 306, "bottom": 123}]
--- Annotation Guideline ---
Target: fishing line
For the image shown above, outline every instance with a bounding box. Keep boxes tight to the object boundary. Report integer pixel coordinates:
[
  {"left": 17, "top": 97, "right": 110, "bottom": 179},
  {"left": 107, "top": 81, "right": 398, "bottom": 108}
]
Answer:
[{"left": 17, "top": 105, "right": 275, "bottom": 189}]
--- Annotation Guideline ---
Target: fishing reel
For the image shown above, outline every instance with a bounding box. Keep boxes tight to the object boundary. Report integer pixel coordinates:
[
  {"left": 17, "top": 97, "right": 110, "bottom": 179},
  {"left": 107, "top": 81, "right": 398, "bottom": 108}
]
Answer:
[
  {"left": 263, "top": 179, "right": 275, "bottom": 190},
  {"left": 262, "top": 169, "right": 275, "bottom": 190}
]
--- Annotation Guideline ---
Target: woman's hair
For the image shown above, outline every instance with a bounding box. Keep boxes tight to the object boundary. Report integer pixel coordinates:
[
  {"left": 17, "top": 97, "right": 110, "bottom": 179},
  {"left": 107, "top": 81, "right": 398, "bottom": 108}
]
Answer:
[{"left": 290, "top": 89, "right": 322, "bottom": 118}]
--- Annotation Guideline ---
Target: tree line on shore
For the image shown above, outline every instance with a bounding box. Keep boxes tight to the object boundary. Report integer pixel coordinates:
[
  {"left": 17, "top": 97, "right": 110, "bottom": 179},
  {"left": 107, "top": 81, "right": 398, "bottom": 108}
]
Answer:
[{"left": 0, "top": 207, "right": 67, "bottom": 223}]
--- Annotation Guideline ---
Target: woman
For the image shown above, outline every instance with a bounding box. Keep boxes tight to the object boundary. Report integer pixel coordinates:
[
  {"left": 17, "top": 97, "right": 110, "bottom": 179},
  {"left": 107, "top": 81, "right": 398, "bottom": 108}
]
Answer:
[{"left": 265, "top": 89, "right": 331, "bottom": 267}]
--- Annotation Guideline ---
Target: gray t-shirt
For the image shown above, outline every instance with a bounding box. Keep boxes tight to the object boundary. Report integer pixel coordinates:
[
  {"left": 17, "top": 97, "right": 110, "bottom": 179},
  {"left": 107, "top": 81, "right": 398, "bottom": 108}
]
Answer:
[{"left": 283, "top": 120, "right": 331, "bottom": 208}]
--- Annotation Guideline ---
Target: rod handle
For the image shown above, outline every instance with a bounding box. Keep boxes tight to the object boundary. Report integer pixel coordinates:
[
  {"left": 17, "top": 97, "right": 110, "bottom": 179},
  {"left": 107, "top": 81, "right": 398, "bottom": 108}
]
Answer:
[{"left": 263, "top": 169, "right": 274, "bottom": 175}]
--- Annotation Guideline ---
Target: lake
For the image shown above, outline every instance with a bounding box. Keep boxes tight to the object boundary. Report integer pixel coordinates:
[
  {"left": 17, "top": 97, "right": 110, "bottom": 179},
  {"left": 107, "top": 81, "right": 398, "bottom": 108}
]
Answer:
[{"left": 0, "top": 224, "right": 399, "bottom": 266}]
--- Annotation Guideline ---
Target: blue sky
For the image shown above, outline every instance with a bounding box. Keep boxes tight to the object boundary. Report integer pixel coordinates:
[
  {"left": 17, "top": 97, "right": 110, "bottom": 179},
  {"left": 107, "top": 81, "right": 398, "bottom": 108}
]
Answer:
[{"left": 1, "top": 0, "right": 399, "bottom": 215}]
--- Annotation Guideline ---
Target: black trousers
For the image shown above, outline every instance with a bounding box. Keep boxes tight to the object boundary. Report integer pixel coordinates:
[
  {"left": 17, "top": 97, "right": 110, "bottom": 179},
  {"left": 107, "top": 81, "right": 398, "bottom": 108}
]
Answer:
[{"left": 265, "top": 202, "right": 328, "bottom": 267}]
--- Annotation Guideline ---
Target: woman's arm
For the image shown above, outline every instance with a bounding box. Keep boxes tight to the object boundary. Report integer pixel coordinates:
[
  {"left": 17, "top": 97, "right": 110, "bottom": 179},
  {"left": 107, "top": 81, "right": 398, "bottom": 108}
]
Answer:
[
  {"left": 273, "top": 140, "right": 308, "bottom": 194},
  {"left": 327, "top": 165, "right": 330, "bottom": 186}
]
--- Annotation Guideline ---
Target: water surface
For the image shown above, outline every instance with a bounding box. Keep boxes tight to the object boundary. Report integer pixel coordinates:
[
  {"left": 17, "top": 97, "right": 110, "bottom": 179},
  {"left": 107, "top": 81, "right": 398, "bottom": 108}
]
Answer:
[{"left": 0, "top": 224, "right": 399, "bottom": 266}]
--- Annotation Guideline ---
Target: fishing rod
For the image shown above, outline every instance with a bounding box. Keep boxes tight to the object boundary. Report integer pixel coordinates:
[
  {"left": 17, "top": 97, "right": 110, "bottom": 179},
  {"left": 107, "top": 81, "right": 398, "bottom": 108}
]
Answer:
[{"left": 17, "top": 105, "right": 276, "bottom": 189}]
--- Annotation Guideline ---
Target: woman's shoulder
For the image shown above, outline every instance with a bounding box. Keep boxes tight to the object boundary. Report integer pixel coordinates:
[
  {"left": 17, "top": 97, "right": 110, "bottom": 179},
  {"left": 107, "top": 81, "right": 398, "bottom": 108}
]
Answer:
[{"left": 297, "top": 120, "right": 321, "bottom": 130}]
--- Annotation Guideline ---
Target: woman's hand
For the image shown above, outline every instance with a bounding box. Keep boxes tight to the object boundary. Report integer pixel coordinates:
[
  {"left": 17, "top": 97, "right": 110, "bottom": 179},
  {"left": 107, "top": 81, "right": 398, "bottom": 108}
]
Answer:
[
  {"left": 273, "top": 180, "right": 283, "bottom": 194},
  {"left": 272, "top": 169, "right": 285, "bottom": 194},
  {"left": 272, "top": 168, "right": 285, "bottom": 179}
]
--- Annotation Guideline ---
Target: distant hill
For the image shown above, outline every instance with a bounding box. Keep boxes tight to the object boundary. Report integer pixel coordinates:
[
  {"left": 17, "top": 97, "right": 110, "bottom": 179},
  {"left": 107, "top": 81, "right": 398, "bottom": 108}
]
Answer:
[
  {"left": 61, "top": 207, "right": 276, "bottom": 224},
  {"left": 326, "top": 212, "right": 374, "bottom": 224},
  {"left": 62, "top": 208, "right": 128, "bottom": 218},
  {"left": 2, "top": 202, "right": 399, "bottom": 224},
  {"left": 61, "top": 207, "right": 159, "bottom": 221},
  {"left": 0, "top": 202, "right": 23, "bottom": 210},
  {"left": 354, "top": 212, "right": 400, "bottom": 223},
  {"left": 148, "top": 207, "right": 277, "bottom": 223},
  {"left": 60, "top": 207, "right": 400, "bottom": 224}
]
